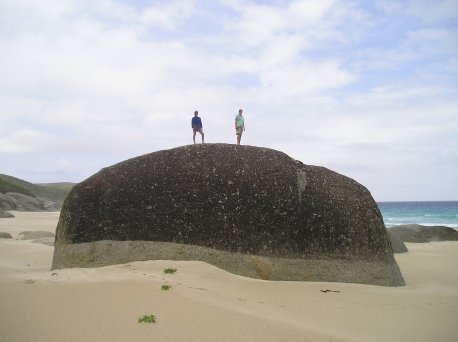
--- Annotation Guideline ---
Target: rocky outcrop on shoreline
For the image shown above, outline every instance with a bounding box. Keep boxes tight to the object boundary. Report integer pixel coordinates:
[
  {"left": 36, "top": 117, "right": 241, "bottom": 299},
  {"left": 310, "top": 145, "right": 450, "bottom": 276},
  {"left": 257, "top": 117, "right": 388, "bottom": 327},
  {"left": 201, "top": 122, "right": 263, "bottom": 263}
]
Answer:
[
  {"left": 388, "top": 224, "right": 458, "bottom": 243},
  {"left": 0, "top": 232, "right": 13, "bottom": 239},
  {"left": 19, "top": 231, "right": 55, "bottom": 240},
  {"left": 0, "top": 193, "right": 60, "bottom": 212},
  {"left": 0, "top": 174, "right": 74, "bottom": 212},
  {"left": 0, "top": 209, "right": 15, "bottom": 218},
  {"left": 53, "top": 144, "right": 405, "bottom": 286}
]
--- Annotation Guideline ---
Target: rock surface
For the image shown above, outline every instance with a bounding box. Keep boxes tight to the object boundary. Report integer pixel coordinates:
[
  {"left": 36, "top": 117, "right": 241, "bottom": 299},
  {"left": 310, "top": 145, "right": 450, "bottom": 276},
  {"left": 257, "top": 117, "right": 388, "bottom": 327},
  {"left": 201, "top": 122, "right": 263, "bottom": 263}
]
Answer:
[
  {"left": 0, "top": 209, "right": 14, "bottom": 218},
  {"left": 19, "top": 231, "right": 55, "bottom": 240},
  {"left": 53, "top": 144, "right": 404, "bottom": 286},
  {"left": 0, "top": 232, "right": 13, "bottom": 239},
  {"left": 388, "top": 224, "right": 458, "bottom": 243},
  {"left": 386, "top": 229, "right": 408, "bottom": 253},
  {"left": 0, "top": 193, "right": 60, "bottom": 212},
  {"left": 32, "top": 237, "right": 55, "bottom": 246}
]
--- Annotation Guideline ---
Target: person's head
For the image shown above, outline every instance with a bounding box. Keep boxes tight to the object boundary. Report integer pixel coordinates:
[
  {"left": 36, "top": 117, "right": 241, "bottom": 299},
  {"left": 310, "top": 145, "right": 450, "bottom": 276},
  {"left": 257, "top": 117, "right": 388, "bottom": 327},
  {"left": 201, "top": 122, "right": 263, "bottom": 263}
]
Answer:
[
  {"left": 194, "top": 111, "right": 198, "bottom": 116},
  {"left": 239, "top": 109, "right": 243, "bottom": 115}
]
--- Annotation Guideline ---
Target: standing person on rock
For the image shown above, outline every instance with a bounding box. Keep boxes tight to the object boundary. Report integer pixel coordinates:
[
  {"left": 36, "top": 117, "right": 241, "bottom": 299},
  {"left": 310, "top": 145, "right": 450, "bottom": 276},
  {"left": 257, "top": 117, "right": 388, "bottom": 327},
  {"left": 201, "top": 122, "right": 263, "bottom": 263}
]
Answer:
[
  {"left": 191, "top": 110, "right": 204, "bottom": 144},
  {"left": 235, "top": 109, "right": 245, "bottom": 145}
]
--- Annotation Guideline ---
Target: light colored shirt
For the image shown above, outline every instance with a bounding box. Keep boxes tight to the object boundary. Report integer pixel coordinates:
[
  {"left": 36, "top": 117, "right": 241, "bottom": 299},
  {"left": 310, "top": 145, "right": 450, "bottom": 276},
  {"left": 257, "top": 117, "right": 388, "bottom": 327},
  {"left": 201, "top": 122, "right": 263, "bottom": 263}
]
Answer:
[{"left": 235, "top": 114, "right": 244, "bottom": 128}]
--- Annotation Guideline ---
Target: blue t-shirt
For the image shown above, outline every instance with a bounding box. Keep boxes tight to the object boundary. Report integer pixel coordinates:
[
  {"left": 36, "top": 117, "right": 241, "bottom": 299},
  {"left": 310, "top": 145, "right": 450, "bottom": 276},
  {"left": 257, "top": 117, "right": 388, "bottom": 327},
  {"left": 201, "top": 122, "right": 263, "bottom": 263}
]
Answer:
[{"left": 192, "top": 116, "right": 202, "bottom": 128}]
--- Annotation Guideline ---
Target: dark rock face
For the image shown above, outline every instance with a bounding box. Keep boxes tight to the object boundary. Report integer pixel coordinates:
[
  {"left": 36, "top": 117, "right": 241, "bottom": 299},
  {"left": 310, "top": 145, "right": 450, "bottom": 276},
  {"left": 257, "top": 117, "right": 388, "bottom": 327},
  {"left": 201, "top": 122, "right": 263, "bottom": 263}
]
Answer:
[
  {"left": 53, "top": 144, "right": 404, "bottom": 286},
  {"left": 388, "top": 224, "right": 458, "bottom": 243},
  {"left": 386, "top": 229, "right": 408, "bottom": 253}
]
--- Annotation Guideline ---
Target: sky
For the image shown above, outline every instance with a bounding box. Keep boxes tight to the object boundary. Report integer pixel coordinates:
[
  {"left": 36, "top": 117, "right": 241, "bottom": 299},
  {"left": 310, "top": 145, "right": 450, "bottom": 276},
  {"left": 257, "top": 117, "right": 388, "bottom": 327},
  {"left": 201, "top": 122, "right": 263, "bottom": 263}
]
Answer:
[{"left": 0, "top": 0, "right": 457, "bottom": 201}]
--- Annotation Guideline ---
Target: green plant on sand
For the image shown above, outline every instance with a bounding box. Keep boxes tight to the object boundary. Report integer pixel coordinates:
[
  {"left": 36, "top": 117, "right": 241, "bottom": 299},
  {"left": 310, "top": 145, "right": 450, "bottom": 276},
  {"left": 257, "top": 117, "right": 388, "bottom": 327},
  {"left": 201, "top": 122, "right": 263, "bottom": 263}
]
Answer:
[
  {"left": 161, "top": 284, "right": 172, "bottom": 290},
  {"left": 163, "top": 268, "right": 177, "bottom": 274},
  {"left": 138, "top": 314, "right": 156, "bottom": 323}
]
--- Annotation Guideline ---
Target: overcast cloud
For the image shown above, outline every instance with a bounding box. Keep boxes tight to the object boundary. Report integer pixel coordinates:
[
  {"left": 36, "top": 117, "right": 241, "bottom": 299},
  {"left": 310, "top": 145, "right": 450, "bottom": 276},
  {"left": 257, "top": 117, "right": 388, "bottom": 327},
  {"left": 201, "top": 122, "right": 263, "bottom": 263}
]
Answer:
[{"left": 1, "top": 0, "right": 457, "bottom": 201}]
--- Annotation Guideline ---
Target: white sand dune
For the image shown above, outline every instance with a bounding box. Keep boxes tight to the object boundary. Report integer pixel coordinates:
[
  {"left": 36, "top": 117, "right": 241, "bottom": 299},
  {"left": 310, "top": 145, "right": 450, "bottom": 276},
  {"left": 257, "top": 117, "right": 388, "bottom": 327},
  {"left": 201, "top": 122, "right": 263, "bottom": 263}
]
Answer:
[{"left": 1, "top": 211, "right": 457, "bottom": 341}]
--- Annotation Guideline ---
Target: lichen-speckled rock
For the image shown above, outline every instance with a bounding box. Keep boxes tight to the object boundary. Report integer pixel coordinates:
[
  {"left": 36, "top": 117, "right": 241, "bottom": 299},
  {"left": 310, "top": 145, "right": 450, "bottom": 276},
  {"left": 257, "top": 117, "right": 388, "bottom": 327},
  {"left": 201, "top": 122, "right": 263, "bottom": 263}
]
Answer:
[
  {"left": 388, "top": 224, "right": 458, "bottom": 243},
  {"left": 53, "top": 144, "right": 404, "bottom": 286}
]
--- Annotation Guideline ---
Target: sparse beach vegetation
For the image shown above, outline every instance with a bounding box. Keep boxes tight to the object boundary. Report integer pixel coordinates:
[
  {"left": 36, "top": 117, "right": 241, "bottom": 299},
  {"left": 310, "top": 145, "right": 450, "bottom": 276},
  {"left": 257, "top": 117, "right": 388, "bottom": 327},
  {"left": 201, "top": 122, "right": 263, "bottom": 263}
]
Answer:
[{"left": 138, "top": 314, "right": 156, "bottom": 323}]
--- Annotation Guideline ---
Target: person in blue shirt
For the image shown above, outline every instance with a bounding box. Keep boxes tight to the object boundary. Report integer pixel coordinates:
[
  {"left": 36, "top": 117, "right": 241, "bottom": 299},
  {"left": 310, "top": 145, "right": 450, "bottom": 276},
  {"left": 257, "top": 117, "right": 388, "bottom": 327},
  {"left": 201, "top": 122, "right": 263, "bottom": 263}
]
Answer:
[{"left": 191, "top": 110, "right": 204, "bottom": 144}]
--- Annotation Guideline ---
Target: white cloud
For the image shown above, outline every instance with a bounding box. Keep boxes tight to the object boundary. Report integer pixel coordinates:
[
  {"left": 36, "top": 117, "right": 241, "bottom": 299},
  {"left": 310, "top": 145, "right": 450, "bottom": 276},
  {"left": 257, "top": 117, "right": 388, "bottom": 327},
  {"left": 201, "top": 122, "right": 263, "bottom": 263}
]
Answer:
[
  {"left": 140, "top": 0, "right": 196, "bottom": 29},
  {"left": 288, "top": 0, "right": 336, "bottom": 24},
  {"left": 0, "top": 0, "right": 457, "bottom": 200},
  {"left": 254, "top": 59, "right": 355, "bottom": 100},
  {"left": 0, "top": 129, "right": 57, "bottom": 153},
  {"left": 406, "top": 0, "right": 458, "bottom": 23},
  {"left": 227, "top": 0, "right": 337, "bottom": 47},
  {"left": 406, "top": 28, "right": 458, "bottom": 55},
  {"left": 375, "top": 0, "right": 458, "bottom": 23}
]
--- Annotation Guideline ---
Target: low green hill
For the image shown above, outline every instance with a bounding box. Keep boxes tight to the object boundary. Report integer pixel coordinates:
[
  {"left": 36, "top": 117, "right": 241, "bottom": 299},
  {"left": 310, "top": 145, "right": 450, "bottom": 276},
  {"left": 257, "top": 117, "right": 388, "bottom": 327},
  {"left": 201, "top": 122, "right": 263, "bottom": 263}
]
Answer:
[
  {"left": 0, "top": 174, "right": 75, "bottom": 203},
  {"left": 0, "top": 177, "right": 35, "bottom": 197}
]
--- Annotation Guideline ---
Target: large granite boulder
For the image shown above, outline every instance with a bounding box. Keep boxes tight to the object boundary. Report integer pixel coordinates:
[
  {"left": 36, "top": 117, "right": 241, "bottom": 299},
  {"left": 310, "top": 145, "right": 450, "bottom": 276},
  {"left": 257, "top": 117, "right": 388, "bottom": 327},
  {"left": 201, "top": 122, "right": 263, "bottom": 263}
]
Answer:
[
  {"left": 53, "top": 144, "right": 404, "bottom": 286},
  {"left": 388, "top": 224, "right": 458, "bottom": 243}
]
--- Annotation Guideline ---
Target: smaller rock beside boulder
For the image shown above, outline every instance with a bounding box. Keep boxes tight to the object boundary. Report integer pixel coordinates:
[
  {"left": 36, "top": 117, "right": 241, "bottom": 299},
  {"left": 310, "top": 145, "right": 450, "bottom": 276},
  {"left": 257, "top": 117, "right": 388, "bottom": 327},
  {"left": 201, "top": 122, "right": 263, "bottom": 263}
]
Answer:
[
  {"left": 19, "top": 231, "right": 55, "bottom": 240},
  {"left": 0, "top": 210, "right": 14, "bottom": 218},
  {"left": 0, "top": 232, "right": 13, "bottom": 239},
  {"left": 387, "top": 229, "right": 408, "bottom": 253},
  {"left": 0, "top": 193, "right": 17, "bottom": 210},
  {"left": 0, "top": 192, "right": 59, "bottom": 212},
  {"left": 4, "top": 193, "right": 45, "bottom": 211},
  {"left": 38, "top": 197, "right": 60, "bottom": 211},
  {"left": 32, "top": 237, "right": 55, "bottom": 246},
  {"left": 388, "top": 224, "right": 458, "bottom": 243}
]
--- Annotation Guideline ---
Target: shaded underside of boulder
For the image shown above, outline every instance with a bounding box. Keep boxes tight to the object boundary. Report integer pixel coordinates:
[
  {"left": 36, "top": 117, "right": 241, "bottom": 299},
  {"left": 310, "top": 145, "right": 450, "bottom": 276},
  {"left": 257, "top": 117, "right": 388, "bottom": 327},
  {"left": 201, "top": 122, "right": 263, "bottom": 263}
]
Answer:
[
  {"left": 386, "top": 229, "right": 408, "bottom": 253},
  {"left": 53, "top": 144, "right": 404, "bottom": 286},
  {"left": 54, "top": 240, "right": 404, "bottom": 284},
  {"left": 388, "top": 224, "right": 458, "bottom": 243}
]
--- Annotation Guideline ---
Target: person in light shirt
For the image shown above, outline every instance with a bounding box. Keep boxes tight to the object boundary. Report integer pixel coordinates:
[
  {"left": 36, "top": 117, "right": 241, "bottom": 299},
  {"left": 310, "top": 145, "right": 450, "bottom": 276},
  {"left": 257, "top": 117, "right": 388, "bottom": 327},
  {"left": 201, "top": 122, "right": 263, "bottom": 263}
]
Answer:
[{"left": 234, "top": 109, "right": 245, "bottom": 145}]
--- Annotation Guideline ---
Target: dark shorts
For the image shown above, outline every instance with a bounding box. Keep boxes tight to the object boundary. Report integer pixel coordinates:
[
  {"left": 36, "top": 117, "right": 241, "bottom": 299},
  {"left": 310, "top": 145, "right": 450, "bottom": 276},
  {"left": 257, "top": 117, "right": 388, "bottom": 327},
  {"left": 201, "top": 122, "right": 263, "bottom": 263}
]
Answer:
[
  {"left": 236, "top": 127, "right": 243, "bottom": 135},
  {"left": 193, "top": 126, "right": 203, "bottom": 132}
]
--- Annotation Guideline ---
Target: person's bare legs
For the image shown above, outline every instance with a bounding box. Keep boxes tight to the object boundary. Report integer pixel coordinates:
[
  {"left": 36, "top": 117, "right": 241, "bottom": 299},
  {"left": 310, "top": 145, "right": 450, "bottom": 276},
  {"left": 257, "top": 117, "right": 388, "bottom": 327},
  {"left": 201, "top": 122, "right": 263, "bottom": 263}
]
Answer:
[
  {"left": 236, "top": 132, "right": 242, "bottom": 145},
  {"left": 193, "top": 129, "right": 197, "bottom": 144},
  {"left": 200, "top": 129, "right": 205, "bottom": 143}
]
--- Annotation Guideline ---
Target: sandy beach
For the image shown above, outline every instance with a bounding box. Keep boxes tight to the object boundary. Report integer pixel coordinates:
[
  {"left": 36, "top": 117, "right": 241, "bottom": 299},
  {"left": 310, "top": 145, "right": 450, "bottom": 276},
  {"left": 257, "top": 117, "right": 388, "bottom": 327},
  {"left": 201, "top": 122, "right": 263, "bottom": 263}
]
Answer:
[{"left": 1, "top": 212, "right": 457, "bottom": 342}]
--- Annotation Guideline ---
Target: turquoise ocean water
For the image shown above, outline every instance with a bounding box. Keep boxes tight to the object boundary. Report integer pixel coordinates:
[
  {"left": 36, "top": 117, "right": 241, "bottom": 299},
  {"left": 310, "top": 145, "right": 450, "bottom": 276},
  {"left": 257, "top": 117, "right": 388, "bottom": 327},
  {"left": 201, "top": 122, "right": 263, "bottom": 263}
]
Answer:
[{"left": 378, "top": 201, "right": 458, "bottom": 229}]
